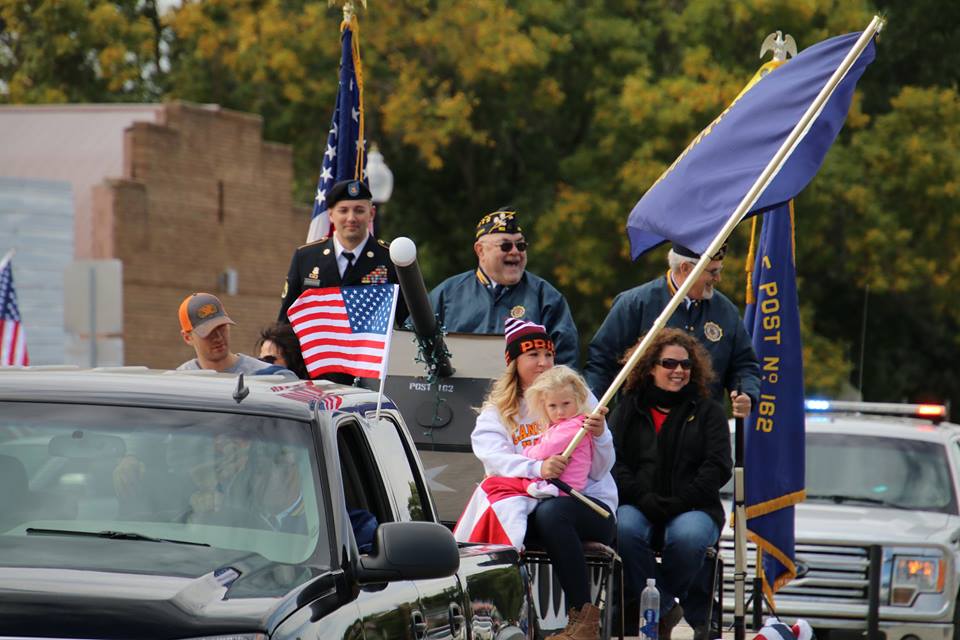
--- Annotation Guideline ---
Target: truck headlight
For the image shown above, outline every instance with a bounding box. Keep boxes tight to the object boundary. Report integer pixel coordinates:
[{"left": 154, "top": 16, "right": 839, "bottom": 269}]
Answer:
[{"left": 890, "top": 555, "right": 945, "bottom": 606}]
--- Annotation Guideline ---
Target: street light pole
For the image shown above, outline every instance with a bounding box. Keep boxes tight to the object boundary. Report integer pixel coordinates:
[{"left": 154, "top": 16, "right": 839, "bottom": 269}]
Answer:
[{"left": 366, "top": 143, "right": 393, "bottom": 238}]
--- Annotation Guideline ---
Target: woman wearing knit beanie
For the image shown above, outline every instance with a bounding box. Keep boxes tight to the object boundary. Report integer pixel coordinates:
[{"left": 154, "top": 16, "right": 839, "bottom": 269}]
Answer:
[{"left": 470, "top": 318, "right": 618, "bottom": 640}]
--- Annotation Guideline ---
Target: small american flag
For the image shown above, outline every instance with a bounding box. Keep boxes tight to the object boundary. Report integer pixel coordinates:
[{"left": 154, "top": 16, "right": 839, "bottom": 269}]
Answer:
[
  {"left": 0, "top": 254, "right": 28, "bottom": 367},
  {"left": 287, "top": 284, "right": 398, "bottom": 380}
]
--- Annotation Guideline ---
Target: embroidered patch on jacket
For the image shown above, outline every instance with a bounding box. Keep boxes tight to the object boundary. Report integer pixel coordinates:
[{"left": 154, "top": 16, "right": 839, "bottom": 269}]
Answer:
[{"left": 704, "top": 321, "right": 723, "bottom": 342}]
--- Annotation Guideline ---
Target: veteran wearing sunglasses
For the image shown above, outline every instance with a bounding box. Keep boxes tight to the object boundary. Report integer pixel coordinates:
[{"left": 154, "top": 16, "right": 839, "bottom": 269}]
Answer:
[
  {"left": 427, "top": 207, "right": 579, "bottom": 367},
  {"left": 585, "top": 242, "right": 759, "bottom": 419},
  {"left": 609, "top": 328, "right": 732, "bottom": 640}
]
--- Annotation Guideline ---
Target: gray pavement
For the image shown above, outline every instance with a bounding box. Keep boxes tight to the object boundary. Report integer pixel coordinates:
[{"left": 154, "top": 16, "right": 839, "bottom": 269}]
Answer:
[{"left": 623, "top": 621, "right": 736, "bottom": 640}]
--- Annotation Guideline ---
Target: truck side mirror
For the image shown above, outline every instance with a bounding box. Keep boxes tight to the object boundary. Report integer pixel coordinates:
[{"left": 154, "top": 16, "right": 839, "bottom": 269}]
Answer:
[{"left": 355, "top": 522, "right": 459, "bottom": 583}]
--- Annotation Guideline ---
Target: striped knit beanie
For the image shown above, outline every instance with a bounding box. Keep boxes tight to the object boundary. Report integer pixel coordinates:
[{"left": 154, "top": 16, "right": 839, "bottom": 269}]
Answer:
[{"left": 504, "top": 318, "right": 554, "bottom": 364}]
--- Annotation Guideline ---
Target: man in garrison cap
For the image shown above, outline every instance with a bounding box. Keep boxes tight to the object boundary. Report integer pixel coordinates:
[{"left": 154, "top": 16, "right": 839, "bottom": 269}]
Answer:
[
  {"left": 585, "top": 242, "right": 759, "bottom": 640},
  {"left": 278, "top": 179, "right": 406, "bottom": 323},
  {"left": 586, "top": 242, "right": 759, "bottom": 411},
  {"left": 427, "top": 207, "right": 579, "bottom": 367}
]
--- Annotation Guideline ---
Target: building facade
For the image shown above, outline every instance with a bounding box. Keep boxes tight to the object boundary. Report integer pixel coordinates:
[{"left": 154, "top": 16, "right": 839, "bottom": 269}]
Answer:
[{"left": 0, "top": 102, "right": 309, "bottom": 368}]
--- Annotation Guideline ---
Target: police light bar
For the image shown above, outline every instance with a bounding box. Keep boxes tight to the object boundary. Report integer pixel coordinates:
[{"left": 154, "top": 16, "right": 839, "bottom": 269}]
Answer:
[{"left": 804, "top": 400, "right": 949, "bottom": 422}]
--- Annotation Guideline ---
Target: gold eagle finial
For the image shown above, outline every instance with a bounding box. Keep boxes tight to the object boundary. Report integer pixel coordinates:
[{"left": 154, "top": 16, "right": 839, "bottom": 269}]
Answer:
[
  {"left": 760, "top": 30, "right": 798, "bottom": 62},
  {"left": 328, "top": 0, "right": 367, "bottom": 22}
]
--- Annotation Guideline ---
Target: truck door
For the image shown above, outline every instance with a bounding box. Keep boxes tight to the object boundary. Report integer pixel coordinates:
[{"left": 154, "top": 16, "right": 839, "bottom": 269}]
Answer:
[
  {"left": 337, "top": 418, "right": 426, "bottom": 640},
  {"left": 364, "top": 412, "right": 468, "bottom": 640}
]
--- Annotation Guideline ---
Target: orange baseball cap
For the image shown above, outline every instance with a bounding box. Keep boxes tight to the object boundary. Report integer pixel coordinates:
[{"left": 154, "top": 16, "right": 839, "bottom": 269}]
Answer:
[{"left": 178, "top": 293, "right": 236, "bottom": 338}]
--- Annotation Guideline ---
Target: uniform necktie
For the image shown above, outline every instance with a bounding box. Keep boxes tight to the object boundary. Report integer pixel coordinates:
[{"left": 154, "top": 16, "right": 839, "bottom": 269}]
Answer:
[{"left": 342, "top": 251, "right": 355, "bottom": 276}]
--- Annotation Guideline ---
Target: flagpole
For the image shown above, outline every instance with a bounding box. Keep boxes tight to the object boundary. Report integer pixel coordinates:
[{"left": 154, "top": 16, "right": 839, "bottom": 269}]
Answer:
[
  {"left": 374, "top": 284, "right": 400, "bottom": 421},
  {"left": 734, "top": 385, "right": 748, "bottom": 640},
  {"left": 0, "top": 249, "right": 15, "bottom": 271},
  {"left": 561, "top": 14, "right": 884, "bottom": 460}
]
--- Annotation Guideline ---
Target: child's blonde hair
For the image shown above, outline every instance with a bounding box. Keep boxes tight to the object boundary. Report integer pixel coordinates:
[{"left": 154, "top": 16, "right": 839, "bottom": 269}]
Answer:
[{"left": 524, "top": 365, "right": 591, "bottom": 427}]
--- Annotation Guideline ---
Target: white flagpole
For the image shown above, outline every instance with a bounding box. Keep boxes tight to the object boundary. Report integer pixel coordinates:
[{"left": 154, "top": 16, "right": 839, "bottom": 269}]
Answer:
[
  {"left": 374, "top": 284, "right": 400, "bottom": 421},
  {"left": 562, "top": 14, "right": 884, "bottom": 459},
  {"left": 0, "top": 249, "right": 15, "bottom": 271}
]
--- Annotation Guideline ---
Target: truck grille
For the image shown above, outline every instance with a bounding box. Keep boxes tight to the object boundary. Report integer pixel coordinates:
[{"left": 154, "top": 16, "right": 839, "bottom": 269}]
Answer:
[{"left": 720, "top": 539, "right": 871, "bottom": 604}]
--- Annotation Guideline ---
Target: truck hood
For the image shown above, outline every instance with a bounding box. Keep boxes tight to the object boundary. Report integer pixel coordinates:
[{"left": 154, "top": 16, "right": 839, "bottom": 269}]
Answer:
[
  {"left": 0, "top": 535, "right": 330, "bottom": 638},
  {"left": 792, "top": 502, "right": 960, "bottom": 546}
]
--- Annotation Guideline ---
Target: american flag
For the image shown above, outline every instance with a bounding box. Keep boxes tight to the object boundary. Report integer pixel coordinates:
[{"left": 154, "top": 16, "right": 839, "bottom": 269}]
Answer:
[
  {"left": 307, "top": 17, "right": 366, "bottom": 243},
  {"left": 454, "top": 477, "right": 540, "bottom": 550},
  {"left": 270, "top": 381, "right": 345, "bottom": 411},
  {"left": 287, "top": 284, "right": 398, "bottom": 380},
  {"left": 0, "top": 254, "right": 29, "bottom": 366}
]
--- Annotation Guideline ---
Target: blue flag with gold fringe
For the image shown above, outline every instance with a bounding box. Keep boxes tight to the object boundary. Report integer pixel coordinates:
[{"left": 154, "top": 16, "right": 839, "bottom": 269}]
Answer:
[
  {"left": 626, "top": 31, "right": 876, "bottom": 259},
  {"left": 743, "top": 201, "right": 806, "bottom": 601}
]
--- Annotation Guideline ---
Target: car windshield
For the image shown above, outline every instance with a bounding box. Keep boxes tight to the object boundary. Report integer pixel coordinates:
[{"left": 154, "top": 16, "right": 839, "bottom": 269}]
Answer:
[
  {"left": 0, "top": 402, "right": 329, "bottom": 566},
  {"left": 722, "top": 431, "right": 957, "bottom": 514}
]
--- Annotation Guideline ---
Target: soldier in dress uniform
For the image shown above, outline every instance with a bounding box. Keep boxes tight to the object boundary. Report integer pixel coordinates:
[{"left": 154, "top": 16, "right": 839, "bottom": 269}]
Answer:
[{"left": 278, "top": 179, "right": 405, "bottom": 323}]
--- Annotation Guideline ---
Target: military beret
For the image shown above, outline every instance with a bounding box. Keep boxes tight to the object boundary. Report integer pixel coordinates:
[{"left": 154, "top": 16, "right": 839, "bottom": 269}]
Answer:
[
  {"left": 673, "top": 241, "right": 727, "bottom": 261},
  {"left": 476, "top": 207, "right": 522, "bottom": 239},
  {"left": 327, "top": 179, "right": 372, "bottom": 208}
]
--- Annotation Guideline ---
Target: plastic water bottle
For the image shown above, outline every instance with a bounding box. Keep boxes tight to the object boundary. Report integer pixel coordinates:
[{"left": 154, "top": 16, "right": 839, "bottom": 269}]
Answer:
[{"left": 640, "top": 578, "right": 660, "bottom": 640}]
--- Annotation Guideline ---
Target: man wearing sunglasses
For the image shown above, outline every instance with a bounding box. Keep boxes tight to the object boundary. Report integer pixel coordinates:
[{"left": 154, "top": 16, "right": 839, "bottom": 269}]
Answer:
[{"left": 427, "top": 207, "right": 579, "bottom": 367}]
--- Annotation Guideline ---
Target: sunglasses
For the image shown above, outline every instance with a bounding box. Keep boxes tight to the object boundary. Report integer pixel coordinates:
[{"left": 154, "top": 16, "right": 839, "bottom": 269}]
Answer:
[
  {"left": 658, "top": 358, "right": 692, "bottom": 371},
  {"left": 491, "top": 240, "right": 528, "bottom": 253},
  {"left": 260, "top": 355, "right": 278, "bottom": 364}
]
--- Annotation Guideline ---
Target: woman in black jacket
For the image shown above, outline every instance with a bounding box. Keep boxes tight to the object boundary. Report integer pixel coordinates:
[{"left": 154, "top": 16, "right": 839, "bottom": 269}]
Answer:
[{"left": 611, "top": 328, "right": 732, "bottom": 640}]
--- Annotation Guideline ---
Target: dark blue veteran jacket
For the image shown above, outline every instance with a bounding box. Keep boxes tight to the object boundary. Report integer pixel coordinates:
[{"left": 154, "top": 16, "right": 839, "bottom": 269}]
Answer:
[
  {"left": 584, "top": 273, "right": 761, "bottom": 402},
  {"left": 428, "top": 269, "right": 579, "bottom": 368}
]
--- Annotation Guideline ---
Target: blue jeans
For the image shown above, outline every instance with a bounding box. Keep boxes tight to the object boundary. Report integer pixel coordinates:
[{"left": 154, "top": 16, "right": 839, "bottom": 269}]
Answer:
[{"left": 617, "top": 504, "right": 719, "bottom": 619}]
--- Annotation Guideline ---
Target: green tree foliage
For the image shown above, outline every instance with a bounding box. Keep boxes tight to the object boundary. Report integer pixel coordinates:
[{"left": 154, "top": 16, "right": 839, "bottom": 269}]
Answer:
[
  {"left": 3, "top": 0, "right": 958, "bottom": 406},
  {"left": 0, "top": 0, "right": 163, "bottom": 102},
  {"left": 164, "top": 0, "right": 341, "bottom": 192}
]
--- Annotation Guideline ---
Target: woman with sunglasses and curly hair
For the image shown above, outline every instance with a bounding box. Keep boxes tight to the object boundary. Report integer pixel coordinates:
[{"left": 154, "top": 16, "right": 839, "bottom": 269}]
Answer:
[{"left": 610, "top": 328, "right": 732, "bottom": 640}]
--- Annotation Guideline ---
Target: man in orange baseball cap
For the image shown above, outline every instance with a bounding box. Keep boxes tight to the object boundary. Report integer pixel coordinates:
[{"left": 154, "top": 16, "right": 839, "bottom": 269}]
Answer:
[{"left": 177, "top": 292, "right": 275, "bottom": 374}]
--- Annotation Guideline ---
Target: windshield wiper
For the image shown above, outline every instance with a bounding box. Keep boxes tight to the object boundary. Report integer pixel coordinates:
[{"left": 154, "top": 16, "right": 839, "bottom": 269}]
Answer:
[
  {"left": 26, "top": 527, "right": 211, "bottom": 546},
  {"left": 806, "top": 493, "right": 911, "bottom": 510}
]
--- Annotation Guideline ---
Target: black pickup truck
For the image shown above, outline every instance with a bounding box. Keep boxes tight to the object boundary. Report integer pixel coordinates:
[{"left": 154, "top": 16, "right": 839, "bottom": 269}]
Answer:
[{"left": 0, "top": 368, "right": 531, "bottom": 639}]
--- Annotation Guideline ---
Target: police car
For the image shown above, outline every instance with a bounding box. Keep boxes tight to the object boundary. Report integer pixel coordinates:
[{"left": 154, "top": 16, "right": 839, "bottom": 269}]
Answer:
[{"left": 721, "top": 401, "right": 960, "bottom": 640}]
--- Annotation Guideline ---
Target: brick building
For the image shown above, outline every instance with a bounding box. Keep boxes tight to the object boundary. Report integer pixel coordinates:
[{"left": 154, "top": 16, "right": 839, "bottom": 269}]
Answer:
[{"left": 0, "top": 102, "right": 308, "bottom": 368}]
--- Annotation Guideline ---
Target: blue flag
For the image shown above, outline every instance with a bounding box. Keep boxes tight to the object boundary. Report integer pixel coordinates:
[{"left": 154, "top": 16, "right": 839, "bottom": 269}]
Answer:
[
  {"left": 308, "top": 17, "right": 366, "bottom": 242},
  {"left": 626, "top": 31, "right": 876, "bottom": 259},
  {"left": 743, "top": 202, "right": 805, "bottom": 600}
]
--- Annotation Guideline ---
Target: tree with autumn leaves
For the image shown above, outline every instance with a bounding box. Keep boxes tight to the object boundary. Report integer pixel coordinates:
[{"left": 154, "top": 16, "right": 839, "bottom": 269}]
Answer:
[{"left": 2, "top": 0, "right": 959, "bottom": 406}]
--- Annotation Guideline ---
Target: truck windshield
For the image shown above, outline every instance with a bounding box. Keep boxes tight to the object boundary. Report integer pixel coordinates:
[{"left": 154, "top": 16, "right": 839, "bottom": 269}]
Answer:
[
  {"left": 805, "top": 433, "right": 956, "bottom": 513},
  {"left": 0, "top": 402, "right": 328, "bottom": 566},
  {"left": 721, "top": 432, "right": 956, "bottom": 515}
]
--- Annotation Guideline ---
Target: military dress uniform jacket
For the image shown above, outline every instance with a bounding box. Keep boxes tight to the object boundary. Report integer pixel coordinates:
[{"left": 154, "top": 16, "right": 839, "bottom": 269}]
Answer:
[
  {"left": 278, "top": 235, "right": 407, "bottom": 324},
  {"left": 428, "top": 269, "right": 579, "bottom": 368},
  {"left": 584, "top": 274, "right": 761, "bottom": 402}
]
